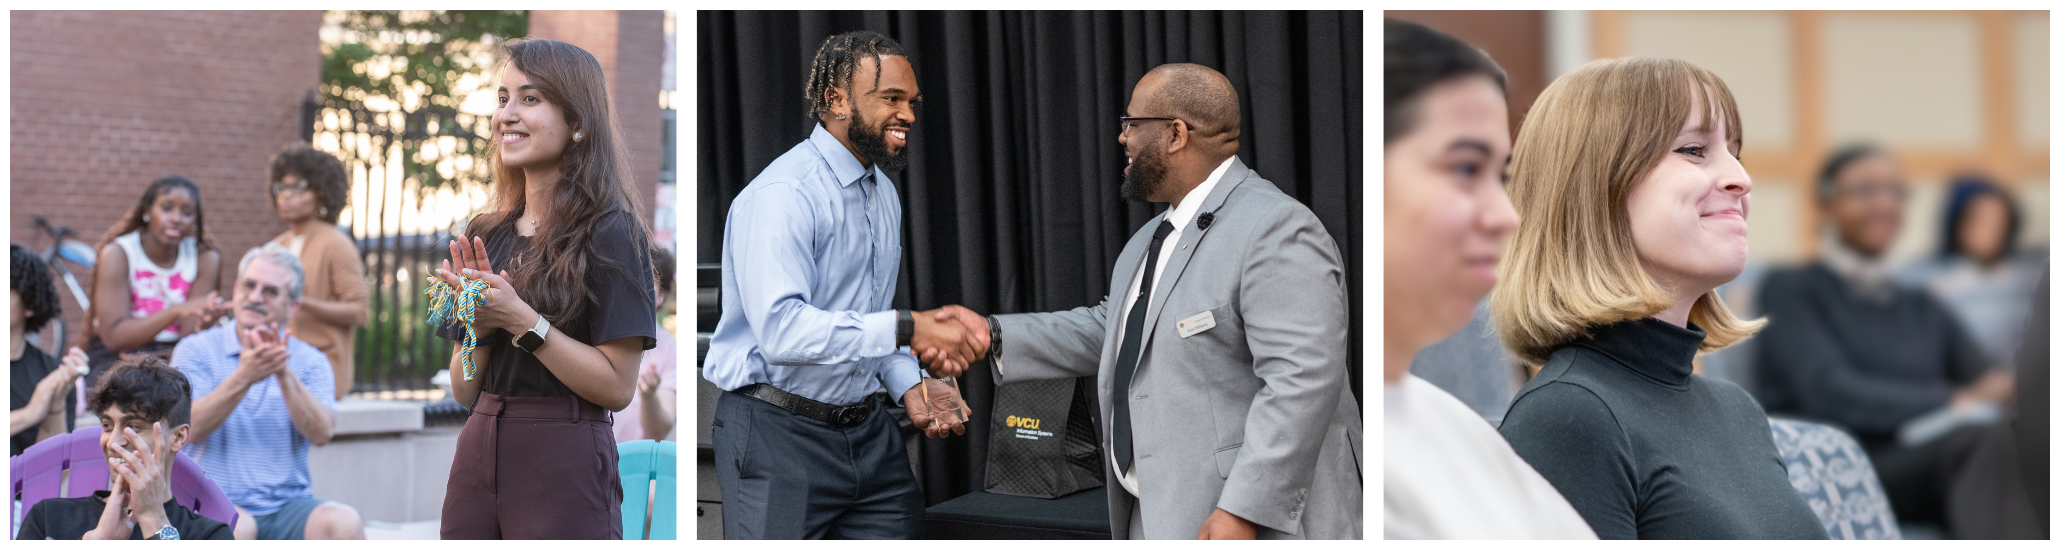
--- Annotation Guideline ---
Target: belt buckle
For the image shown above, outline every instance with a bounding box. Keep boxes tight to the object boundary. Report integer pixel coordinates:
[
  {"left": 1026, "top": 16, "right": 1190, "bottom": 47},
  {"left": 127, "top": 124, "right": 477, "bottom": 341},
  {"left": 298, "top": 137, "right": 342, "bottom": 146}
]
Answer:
[{"left": 834, "top": 404, "right": 869, "bottom": 427}]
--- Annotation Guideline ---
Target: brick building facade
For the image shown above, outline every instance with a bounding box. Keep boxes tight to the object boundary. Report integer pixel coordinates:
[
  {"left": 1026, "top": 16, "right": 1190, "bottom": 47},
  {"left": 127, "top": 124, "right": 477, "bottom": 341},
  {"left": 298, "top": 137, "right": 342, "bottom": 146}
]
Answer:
[
  {"left": 11, "top": 10, "right": 324, "bottom": 340},
  {"left": 12, "top": 10, "right": 668, "bottom": 350},
  {"left": 532, "top": 10, "right": 667, "bottom": 227}
]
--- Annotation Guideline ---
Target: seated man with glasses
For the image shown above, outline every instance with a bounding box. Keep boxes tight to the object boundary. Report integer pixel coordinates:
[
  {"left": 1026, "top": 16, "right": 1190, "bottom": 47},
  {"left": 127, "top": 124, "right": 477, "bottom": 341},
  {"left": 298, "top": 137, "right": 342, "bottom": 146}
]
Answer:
[
  {"left": 1754, "top": 145, "right": 2041, "bottom": 538},
  {"left": 170, "top": 243, "right": 364, "bottom": 540}
]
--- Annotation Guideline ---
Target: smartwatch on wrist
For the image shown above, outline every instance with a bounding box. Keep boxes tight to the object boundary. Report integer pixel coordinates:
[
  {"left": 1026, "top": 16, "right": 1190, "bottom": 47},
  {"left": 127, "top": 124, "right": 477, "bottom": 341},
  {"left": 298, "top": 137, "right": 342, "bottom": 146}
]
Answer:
[
  {"left": 896, "top": 310, "right": 915, "bottom": 347},
  {"left": 515, "top": 315, "right": 551, "bottom": 354}
]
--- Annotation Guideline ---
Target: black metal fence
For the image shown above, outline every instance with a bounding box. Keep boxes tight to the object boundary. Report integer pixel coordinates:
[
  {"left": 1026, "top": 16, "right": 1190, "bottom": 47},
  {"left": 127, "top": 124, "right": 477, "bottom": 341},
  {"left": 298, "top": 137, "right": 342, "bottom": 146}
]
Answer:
[{"left": 305, "top": 96, "right": 494, "bottom": 396}]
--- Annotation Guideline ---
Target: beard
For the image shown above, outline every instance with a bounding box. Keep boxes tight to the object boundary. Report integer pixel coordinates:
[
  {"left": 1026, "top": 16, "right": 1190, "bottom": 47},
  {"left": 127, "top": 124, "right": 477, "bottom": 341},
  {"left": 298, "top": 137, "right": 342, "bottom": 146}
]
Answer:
[
  {"left": 1120, "top": 142, "right": 1171, "bottom": 203},
  {"left": 847, "top": 108, "right": 909, "bottom": 173}
]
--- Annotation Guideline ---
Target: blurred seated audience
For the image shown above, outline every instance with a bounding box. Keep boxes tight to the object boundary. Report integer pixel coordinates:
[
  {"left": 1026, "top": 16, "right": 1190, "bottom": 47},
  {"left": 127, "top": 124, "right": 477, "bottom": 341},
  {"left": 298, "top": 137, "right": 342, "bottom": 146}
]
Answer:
[
  {"left": 1754, "top": 145, "right": 2041, "bottom": 538},
  {"left": 2014, "top": 269, "right": 2048, "bottom": 536},
  {"left": 1895, "top": 175, "right": 2044, "bottom": 365},
  {"left": 12, "top": 244, "right": 83, "bottom": 455},
  {"left": 615, "top": 245, "right": 678, "bottom": 443},
  {"left": 1381, "top": 19, "right": 1595, "bottom": 539}
]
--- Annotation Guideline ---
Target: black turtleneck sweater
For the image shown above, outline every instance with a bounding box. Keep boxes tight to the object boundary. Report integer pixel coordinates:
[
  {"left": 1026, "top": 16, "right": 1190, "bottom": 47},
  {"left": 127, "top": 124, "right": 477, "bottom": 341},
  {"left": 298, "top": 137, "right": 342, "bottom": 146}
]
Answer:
[{"left": 1498, "top": 318, "right": 1827, "bottom": 540}]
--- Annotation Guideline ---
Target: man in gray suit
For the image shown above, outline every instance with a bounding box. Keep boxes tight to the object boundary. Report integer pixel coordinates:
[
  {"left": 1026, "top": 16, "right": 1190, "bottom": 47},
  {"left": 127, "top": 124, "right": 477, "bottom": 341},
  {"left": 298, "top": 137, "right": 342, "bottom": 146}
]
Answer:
[{"left": 924, "top": 63, "right": 1362, "bottom": 539}]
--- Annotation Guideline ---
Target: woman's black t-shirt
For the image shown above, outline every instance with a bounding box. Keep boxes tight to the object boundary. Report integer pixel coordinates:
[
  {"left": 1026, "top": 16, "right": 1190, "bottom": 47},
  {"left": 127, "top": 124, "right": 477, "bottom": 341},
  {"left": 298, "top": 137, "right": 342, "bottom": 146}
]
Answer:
[
  {"left": 441, "top": 210, "right": 656, "bottom": 400},
  {"left": 12, "top": 344, "right": 77, "bottom": 455}
]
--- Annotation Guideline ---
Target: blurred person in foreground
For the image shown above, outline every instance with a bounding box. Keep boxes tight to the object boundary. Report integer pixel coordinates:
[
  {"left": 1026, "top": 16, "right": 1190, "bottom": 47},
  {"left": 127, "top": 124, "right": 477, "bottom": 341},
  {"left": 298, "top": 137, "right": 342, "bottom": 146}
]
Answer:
[
  {"left": 2013, "top": 270, "right": 2047, "bottom": 536},
  {"left": 266, "top": 145, "right": 370, "bottom": 401},
  {"left": 1492, "top": 58, "right": 1825, "bottom": 539},
  {"left": 1755, "top": 145, "right": 2041, "bottom": 538},
  {"left": 13, "top": 244, "right": 85, "bottom": 455},
  {"left": 1380, "top": 18, "right": 1593, "bottom": 540},
  {"left": 616, "top": 245, "right": 677, "bottom": 443},
  {"left": 175, "top": 243, "right": 360, "bottom": 539},
  {"left": 1895, "top": 175, "right": 2043, "bottom": 366},
  {"left": 15, "top": 354, "right": 234, "bottom": 540}
]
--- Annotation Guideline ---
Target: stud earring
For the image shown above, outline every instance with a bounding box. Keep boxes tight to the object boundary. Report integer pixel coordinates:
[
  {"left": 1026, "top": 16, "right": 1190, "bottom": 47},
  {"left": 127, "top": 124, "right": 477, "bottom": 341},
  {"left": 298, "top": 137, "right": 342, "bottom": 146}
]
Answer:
[
  {"left": 837, "top": 113, "right": 847, "bottom": 120},
  {"left": 320, "top": 207, "right": 329, "bottom": 216},
  {"left": 142, "top": 214, "right": 150, "bottom": 223}
]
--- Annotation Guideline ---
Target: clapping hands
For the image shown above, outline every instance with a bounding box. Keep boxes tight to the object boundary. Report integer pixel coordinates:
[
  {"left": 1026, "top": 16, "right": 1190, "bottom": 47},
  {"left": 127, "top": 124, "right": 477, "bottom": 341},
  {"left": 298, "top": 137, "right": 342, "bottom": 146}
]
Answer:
[
  {"left": 175, "top": 292, "right": 230, "bottom": 337},
  {"left": 39, "top": 347, "right": 87, "bottom": 413},
  {"left": 435, "top": 235, "right": 537, "bottom": 335}
]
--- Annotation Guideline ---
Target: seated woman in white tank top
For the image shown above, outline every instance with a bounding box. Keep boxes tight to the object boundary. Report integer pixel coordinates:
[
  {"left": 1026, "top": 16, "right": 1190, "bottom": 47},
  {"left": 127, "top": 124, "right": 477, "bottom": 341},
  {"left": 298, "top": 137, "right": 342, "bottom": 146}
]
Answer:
[{"left": 83, "top": 175, "right": 228, "bottom": 382}]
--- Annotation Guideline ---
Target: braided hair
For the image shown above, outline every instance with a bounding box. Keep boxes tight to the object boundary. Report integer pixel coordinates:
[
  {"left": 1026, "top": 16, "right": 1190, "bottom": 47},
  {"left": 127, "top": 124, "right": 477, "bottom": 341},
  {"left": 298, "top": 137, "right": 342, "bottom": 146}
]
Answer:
[{"left": 804, "top": 31, "right": 909, "bottom": 122}]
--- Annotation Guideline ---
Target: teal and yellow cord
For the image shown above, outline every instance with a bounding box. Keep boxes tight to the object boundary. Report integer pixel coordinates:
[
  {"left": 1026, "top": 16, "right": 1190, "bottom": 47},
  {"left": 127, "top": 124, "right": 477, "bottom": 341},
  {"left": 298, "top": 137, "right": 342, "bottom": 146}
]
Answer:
[{"left": 426, "top": 277, "right": 493, "bottom": 381}]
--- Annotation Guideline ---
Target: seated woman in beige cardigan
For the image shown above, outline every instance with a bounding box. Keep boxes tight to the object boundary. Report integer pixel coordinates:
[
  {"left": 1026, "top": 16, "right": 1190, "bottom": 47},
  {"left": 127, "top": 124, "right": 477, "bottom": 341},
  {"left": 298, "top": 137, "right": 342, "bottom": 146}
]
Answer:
[{"left": 267, "top": 145, "right": 370, "bottom": 400}]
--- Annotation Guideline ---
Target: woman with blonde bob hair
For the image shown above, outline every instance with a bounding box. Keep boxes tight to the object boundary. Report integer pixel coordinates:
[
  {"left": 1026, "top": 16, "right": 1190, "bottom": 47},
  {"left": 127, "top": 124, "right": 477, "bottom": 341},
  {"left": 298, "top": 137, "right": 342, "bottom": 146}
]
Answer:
[{"left": 1490, "top": 58, "right": 1825, "bottom": 539}]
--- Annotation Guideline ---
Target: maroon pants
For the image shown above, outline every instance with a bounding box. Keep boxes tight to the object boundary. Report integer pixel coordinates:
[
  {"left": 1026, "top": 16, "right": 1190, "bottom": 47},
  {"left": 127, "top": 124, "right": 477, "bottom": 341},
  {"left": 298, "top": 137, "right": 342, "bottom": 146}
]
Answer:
[{"left": 441, "top": 392, "right": 623, "bottom": 539}]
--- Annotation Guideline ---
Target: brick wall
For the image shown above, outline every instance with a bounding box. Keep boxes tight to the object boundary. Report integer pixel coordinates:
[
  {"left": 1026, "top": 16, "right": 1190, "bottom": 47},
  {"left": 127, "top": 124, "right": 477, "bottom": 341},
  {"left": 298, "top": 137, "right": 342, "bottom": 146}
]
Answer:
[
  {"left": 530, "top": 10, "right": 665, "bottom": 229},
  {"left": 11, "top": 10, "right": 323, "bottom": 339}
]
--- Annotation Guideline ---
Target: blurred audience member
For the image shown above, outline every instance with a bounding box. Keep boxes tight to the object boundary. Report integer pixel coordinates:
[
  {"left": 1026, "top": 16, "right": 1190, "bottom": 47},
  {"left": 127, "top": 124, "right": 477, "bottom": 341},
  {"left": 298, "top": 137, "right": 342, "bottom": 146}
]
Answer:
[
  {"left": 267, "top": 145, "right": 370, "bottom": 400},
  {"left": 84, "top": 175, "right": 230, "bottom": 387},
  {"left": 175, "top": 244, "right": 361, "bottom": 540},
  {"left": 1381, "top": 18, "right": 1594, "bottom": 540},
  {"left": 12, "top": 244, "right": 83, "bottom": 455},
  {"left": 2015, "top": 270, "right": 2049, "bottom": 535},
  {"left": 1896, "top": 176, "right": 2043, "bottom": 365},
  {"left": 1755, "top": 145, "right": 2041, "bottom": 538},
  {"left": 616, "top": 245, "right": 678, "bottom": 443}
]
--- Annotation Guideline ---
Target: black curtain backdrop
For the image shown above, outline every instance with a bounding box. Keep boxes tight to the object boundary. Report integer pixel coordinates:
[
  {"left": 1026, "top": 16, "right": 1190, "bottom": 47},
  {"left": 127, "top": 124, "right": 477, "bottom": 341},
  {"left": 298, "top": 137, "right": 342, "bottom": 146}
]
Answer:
[{"left": 699, "top": 10, "right": 1362, "bottom": 508}]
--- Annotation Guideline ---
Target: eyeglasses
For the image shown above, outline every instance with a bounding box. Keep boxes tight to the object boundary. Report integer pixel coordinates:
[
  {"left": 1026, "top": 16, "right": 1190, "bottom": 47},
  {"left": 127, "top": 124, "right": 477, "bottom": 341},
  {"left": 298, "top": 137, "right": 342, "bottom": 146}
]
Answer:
[
  {"left": 1119, "top": 116, "right": 1181, "bottom": 133},
  {"left": 1837, "top": 183, "right": 1910, "bottom": 203},
  {"left": 270, "top": 180, "right": 310, "bottom": 196},
  {"left": 238, "top": 278, "right": 286, "bottom": 301}
]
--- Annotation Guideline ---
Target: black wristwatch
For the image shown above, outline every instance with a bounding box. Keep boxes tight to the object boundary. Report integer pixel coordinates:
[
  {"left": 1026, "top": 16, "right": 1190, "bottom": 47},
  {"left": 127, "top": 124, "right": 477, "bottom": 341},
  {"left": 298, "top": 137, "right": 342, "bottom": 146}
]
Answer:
[
  {"left": 896, "top": 310, "right": 915, "bottom": 347},
  {"left": 515, "top": 315, "right": 551, "bottom": 354},
  {"left": 987, "top": 315, "right": 1003, "bottom": 362}
]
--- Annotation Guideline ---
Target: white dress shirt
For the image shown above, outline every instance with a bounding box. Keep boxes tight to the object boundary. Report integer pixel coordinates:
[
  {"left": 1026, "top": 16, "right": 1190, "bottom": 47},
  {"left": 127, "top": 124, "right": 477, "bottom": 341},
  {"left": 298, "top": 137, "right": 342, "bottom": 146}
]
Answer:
[
  {"left": 1384, "top": 375, "right": 1598, "bottom": 539},
  {"left": 1107, "top": 155, "right": 1236, "bottom": 497}
]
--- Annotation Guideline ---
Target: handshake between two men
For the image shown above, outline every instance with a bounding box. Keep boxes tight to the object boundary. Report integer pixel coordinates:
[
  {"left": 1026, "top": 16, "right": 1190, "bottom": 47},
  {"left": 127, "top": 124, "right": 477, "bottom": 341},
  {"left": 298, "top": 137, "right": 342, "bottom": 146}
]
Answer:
[{"left": 901, "top": 306, "right": 993, "bottom": 439}]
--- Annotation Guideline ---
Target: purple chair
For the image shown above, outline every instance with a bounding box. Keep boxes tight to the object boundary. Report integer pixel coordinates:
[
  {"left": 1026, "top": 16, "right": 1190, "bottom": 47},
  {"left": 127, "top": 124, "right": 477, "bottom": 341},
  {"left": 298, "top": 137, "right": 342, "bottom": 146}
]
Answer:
[{"left": 11, "top": 426, "right": 237, "bottom": 539}]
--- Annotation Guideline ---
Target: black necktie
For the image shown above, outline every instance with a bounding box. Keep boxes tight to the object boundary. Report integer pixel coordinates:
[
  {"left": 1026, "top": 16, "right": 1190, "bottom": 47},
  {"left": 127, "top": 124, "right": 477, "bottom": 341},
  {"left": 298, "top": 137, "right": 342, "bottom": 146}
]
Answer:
[{"left": 1113, "top": 220, "right": 1175, "bottom": 475}]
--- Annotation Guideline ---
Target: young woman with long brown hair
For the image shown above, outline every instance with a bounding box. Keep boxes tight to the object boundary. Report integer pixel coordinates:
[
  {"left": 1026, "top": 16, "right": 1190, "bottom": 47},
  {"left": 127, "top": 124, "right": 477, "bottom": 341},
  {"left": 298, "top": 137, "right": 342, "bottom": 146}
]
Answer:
[{"left": 432, "top": 38, "right": 655, "bottom": 540}]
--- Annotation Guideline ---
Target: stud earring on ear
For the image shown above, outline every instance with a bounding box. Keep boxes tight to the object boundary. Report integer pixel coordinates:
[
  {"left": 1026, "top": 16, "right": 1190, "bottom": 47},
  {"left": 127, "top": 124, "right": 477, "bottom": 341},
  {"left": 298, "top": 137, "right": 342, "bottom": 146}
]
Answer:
[
  {"left": 573, "top": 132, "right": 583, "bottom": 141},
  {"left": 837, "top": 113, "right": 847, "bottom": 120},
  {"left": 143, "top": 214, "right": 151, "bottom": 223}
]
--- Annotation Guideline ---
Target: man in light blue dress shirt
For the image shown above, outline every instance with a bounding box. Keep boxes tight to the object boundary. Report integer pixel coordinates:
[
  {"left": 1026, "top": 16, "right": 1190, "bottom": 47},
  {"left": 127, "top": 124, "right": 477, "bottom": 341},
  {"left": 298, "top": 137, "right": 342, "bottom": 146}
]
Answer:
[
  {"left": 176, "top": 243, "right": 362, "bottom": 539},
  {"left": 704, "top": 30, "right": 985, "bottom": 540}
]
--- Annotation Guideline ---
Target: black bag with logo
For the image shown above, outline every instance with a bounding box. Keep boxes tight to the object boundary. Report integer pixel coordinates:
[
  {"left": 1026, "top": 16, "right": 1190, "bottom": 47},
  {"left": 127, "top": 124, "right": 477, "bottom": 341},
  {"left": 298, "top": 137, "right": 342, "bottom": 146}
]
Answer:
[{"left": 982, "top": 377, "right": 1104, "bottom": 498}]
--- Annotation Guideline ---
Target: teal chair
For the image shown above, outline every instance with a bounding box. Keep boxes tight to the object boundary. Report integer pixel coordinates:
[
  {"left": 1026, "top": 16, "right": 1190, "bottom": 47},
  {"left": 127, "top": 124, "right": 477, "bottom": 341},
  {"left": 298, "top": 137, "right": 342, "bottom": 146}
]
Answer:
[{"left": 618, "top": 439, "right": 678, "bottom": 540}]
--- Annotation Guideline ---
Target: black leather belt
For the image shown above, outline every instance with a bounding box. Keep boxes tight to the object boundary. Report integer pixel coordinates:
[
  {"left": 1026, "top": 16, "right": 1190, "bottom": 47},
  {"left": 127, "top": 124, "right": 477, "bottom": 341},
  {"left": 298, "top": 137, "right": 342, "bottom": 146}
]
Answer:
[{"left": 738, "top": 383, "right": 874, "bottom": 428}]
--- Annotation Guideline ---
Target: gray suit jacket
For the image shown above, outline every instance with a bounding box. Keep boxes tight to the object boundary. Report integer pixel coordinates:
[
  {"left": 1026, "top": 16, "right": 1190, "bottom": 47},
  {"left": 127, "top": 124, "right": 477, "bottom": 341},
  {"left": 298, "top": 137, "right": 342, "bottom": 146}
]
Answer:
[{"left": 993, "top": 158, "right": 1362, "bottom": 539}]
